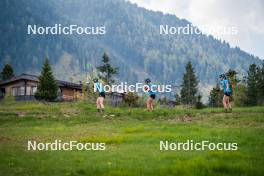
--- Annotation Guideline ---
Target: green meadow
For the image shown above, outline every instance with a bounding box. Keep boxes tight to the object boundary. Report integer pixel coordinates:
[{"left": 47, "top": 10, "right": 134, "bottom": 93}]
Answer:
[{"left": 0, "top": 101, "right": 264, "bottom": 176}]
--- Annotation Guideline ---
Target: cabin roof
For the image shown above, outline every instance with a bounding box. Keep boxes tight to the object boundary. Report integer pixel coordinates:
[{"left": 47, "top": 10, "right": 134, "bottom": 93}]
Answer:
[
  {"left": 0, "top": 73, "right": 38, "bottom": 85},
  {"left": 0, "top": 73, "right": 82, "bottom": 90}
]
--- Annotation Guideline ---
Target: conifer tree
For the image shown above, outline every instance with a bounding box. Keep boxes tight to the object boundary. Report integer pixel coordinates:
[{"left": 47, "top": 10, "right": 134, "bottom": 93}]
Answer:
[
  {"left": 256, "top": 63, "right": 264, "bottom": 104},
  {"left": 246, "top": 64, "right": 258, "bottom": 105},
  {"left": 180, "top": 61, "right": 198, "bottom": 105},
  {"left": 195, "top": 94, "right": 205, "bottom": 109},
  {"left": 174, "top": 93, "right": 181, "bottom": 105},
  {"left": 35, "top": 58, "right": 58, "bottom": 101},
  {"left": 96, "top": 52, "right": 118, "bottom": 85},
  {"left": 1, "top": 64, "right": 14, "bottom": 80},
  {"left": 208, "top": 84, "right": 223, "bottom": 107},
  {"left": 234, "top": 84, "right": 247, "bottom": 106}
]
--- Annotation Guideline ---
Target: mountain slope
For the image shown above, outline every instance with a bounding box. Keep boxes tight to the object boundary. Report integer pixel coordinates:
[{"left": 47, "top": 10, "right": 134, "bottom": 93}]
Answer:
[{"left": 0, "top": 0, "right": 262, "bottom": 87}]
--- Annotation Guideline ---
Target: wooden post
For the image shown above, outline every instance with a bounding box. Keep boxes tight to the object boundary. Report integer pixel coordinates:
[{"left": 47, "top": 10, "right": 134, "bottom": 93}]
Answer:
[{"left": 24, "top": 80, "right": 27, "bottom": 96}]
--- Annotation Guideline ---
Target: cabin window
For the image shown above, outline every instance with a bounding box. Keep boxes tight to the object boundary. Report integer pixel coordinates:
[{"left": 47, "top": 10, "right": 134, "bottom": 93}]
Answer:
[
  {"left": 12, "top": 87, "right": 18, "bottom": 96},
  {"left": 32, "top": 87, "right": 37, "bottom": 95},
  {"left": 12, "top": 86, "right": 38, "bottom": 96},
  {"left": 20, "top": 87, "right": 25, "bottom": 95},
  {"left": 12, "top": 87, "right": 27, "bottom": 96},
  {"left": 26, "top": 86, "right": 31, "bottom": 95}
]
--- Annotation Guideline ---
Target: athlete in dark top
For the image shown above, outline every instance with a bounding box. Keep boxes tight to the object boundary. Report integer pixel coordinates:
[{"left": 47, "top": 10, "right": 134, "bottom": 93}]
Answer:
[
  {"left": 145, "top": 78, "right": 157, "bottom": 111},
  {"left": 219, "top": 74, "right": 232, "bottom": 112}
]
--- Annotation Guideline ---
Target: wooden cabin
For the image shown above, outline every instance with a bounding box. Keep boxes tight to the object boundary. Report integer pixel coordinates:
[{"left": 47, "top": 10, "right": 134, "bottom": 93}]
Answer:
[
  {"left": 0, "top": 73, "right": 82, "bottom": 101},
  {"left": 108, "top": 92, "right": 125, "bottom": 107}
]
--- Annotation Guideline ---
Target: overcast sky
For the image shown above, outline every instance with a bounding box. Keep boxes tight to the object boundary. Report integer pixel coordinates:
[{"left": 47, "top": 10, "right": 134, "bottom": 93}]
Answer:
[{"left": 129, "top": 0, "right": 264, "bottom": 60}]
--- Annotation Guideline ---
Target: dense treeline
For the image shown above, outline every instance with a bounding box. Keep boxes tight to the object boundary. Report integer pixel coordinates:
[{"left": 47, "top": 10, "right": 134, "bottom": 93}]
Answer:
[
  {"left": 0, "top": 0, "right": 262, "bottom": 88},
  {"left": 1, "top": 60, "right": 263, "bottom": 107}
]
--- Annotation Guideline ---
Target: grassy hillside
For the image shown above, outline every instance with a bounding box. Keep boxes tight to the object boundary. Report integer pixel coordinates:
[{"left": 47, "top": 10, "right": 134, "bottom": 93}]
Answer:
[{"left": 0, "top": 101, "right": 264, "bottom": 176}]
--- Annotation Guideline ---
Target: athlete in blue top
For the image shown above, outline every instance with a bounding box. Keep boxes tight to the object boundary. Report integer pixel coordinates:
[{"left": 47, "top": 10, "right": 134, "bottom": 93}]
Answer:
[
  {"left": 93, "top": 78, "right": 105, "bottom": 112},
  {"left": 219, "top": 74, "right": 232, "bottom": 112},
  {"left": 144, "top": 78, "right": 157, "bottom": 111}
]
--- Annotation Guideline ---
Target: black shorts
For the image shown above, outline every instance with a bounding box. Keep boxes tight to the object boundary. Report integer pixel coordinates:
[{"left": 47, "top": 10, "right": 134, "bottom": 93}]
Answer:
[
  {"left": 224, "top": 92, "right": 232, "bottom": 97},
  {"left": 150, "top": 94, "right": 156, "bottom": 99},
  {"left": 99, "top": 92, "right": 105, "bottom": 98}
]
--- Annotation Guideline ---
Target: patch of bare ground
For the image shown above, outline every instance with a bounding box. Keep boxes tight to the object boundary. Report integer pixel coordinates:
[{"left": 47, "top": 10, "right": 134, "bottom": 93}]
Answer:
[
  {"left": 16, "top": 112, "right": 26, "bottom": 117},
  {"left": 168, "top": 115, "right": 193, "bottom": 123},
  {"left": 60, "top": 107, "right": 80, "bottom": 117},
  {"left": 0, "top": 136, "right": 11, "bottom": 142}
]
